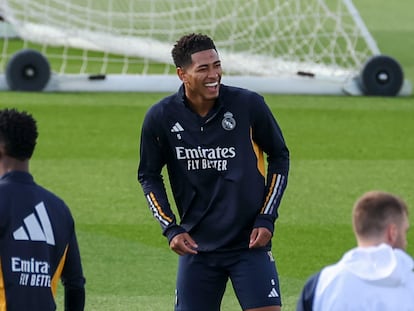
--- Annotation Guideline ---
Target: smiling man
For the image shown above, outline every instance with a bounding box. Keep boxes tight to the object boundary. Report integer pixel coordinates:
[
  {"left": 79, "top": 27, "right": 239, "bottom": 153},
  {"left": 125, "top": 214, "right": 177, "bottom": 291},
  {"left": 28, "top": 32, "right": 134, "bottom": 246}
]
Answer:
[{"left": 138, "top": 33, "right": 290, "bottom": 311}]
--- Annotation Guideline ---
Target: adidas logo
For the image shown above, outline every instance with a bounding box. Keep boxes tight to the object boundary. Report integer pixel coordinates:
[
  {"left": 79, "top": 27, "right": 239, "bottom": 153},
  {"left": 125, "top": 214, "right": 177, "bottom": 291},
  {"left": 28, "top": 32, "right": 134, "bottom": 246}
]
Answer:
[
  {"left": 171, "top": 122, "right": 184, "bottom": 133},
  {"left": 13, "top": 201, "right": 55, "bottom": 246},
  {"left": 268, "top": 288, "right": 279, "bottom": 298}
]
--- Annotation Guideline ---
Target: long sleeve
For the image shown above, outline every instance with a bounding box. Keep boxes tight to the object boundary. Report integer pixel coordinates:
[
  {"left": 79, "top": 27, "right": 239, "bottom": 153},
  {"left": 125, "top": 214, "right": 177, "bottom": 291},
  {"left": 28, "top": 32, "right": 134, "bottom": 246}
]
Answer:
[
  {"left": 296, "top": 272, "right": 320, "bottom": 311},
  {"left": 138, "top": 107, "right": 185, "bottom": 242},
  {"left": 61, "top": 231, "right": 86, "bottom": 311},
  {"left": 250, "top": 96, "right": 289, "bottom": 232}
]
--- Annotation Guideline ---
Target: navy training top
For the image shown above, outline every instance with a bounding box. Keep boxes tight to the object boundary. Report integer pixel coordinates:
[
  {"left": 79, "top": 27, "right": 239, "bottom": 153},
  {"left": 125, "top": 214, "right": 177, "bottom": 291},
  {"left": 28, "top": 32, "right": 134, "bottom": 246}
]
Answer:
[
  {"left": 138, "top": 84, "right": 289, "bottom": 252},
  {"left": 0, "top": 171, "right": 85, "bottom": 311}
]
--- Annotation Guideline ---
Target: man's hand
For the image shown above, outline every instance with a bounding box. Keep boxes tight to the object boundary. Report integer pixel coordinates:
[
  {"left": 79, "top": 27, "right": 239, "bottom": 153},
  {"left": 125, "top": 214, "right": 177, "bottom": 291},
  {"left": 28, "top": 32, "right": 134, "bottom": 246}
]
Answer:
[
  {"left": 169, "top": 232, "right": 198, "bottom": 255},
  {"left": 249, "top": 227, "right": 272, "bottom": 248}
]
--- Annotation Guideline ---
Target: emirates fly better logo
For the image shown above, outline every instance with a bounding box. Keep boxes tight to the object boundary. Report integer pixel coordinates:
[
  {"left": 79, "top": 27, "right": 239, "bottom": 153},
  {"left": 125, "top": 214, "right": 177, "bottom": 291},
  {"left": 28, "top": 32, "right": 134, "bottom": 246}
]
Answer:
[{"left": 176, "top": 146, "right": 236, "bottom": 172}]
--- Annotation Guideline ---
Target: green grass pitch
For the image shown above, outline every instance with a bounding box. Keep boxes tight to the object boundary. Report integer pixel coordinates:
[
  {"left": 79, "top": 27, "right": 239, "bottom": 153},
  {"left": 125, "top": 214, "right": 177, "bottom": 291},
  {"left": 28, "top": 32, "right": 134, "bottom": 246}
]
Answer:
[{"left": 0, "top": 0, "right": 413, "bottom": 310}]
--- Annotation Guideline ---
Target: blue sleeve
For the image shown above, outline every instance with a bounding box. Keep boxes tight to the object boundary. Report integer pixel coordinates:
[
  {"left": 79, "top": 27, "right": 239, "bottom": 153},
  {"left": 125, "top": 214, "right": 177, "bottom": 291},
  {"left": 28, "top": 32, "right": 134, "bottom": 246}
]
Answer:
[
  {"left": 296, "top": 272, "right": 321, "bottom": 311},
  {"left": 137, "top": 106, "right": 185, "bottom": 242},
  {"left": 61, "top": 230, "right": 86, "bottom": 311},
  {"left": 250, "top": 94, "right": 289, "bottom": 231}
]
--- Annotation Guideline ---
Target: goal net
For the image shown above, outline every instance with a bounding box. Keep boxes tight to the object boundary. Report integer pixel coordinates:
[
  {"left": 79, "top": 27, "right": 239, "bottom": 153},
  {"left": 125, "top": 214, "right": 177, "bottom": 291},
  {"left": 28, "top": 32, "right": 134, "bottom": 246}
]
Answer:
[{"left": 0, "top": 0, "right": 410, "bottom": 95}]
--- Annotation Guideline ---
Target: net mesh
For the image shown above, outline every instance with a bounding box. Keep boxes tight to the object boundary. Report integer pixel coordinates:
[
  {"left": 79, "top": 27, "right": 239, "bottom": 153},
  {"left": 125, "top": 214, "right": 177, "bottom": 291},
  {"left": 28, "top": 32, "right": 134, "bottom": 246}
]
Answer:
[{"left": 0, "top": 0, "right": 378, "bottom": 78}]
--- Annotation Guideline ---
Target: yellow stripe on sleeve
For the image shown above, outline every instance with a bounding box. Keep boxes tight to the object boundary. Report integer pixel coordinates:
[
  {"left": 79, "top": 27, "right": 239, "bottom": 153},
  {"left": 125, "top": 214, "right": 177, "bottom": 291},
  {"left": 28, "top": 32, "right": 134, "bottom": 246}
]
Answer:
[
  {"left": 260, "top": 174, "right": 278, "bottom": 214},
  {"left": 0, "top": 260, "right": 6, "bottom": 311},
  {"left": 51, "top": 246, "right": 68, "bottom": 297},
  {"left": 250, "top": 127, "right": 265, "bottom": 177},
  {"left": 149, "top": 192, "right": 173, "bottom": 223}
]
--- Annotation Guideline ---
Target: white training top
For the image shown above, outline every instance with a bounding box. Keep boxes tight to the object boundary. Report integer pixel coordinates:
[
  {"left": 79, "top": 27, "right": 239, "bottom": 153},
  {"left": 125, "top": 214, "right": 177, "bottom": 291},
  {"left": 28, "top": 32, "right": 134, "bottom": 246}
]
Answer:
[{"left": 313, "top": 243, "right": 414, "bottom": 311}]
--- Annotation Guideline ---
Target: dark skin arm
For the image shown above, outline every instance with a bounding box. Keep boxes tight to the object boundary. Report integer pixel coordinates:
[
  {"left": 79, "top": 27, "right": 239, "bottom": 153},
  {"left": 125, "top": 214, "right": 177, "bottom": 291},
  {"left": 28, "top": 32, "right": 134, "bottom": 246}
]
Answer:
[
  {"left": 249, "top": 227, "right": 272, "bottom": 248},
  {"left": 170, "top": 227, "right": 271, "bottom": 255},
  {"left": 169, "top": 232, "right": 198, "bottom": 255}
]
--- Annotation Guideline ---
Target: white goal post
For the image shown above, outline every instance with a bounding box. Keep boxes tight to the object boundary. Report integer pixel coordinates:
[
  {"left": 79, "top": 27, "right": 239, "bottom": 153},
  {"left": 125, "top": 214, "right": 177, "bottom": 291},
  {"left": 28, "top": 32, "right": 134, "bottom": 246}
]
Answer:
[{"left": 0, "top": 0, "right": 411, "bottom": 95}]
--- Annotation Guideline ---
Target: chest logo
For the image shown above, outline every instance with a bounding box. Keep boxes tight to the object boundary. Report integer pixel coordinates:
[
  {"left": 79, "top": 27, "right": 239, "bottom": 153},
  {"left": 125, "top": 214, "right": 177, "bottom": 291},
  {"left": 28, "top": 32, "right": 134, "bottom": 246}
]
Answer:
[
  {"left": 222, "top": 112, "right": 236, "bottom": 131},
  {"left": 171, "top": 122, "right": 184, "bottom": 140}
]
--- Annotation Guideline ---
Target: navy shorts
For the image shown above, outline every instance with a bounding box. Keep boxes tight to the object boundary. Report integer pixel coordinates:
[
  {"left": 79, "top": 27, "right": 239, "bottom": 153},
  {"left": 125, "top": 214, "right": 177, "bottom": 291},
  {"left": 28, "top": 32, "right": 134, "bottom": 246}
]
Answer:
[{"left": 174, "top": 249, "right": 281, "bottom": 311}]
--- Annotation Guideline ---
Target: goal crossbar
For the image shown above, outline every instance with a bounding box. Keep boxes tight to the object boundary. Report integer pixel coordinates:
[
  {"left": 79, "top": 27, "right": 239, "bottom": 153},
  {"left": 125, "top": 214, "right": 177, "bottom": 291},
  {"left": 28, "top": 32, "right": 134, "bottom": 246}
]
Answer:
[{"left": 0, "top": 0, "right": 411, "bottom": 95}]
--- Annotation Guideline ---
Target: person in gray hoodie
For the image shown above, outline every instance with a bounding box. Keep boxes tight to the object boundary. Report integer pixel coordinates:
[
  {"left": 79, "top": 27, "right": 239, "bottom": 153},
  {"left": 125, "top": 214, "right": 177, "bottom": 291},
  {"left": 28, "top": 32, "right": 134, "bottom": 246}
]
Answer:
[{"left": 296, "top": 190, "right": 414, "bottom": 311}]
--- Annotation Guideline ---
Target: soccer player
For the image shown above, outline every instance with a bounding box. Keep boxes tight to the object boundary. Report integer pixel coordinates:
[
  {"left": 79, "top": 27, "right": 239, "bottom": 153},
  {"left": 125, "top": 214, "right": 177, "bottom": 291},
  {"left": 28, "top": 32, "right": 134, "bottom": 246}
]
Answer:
[
  {"left": 138, "top": 33, "right": 289, "bottom": 311},
  {"left": 0, "top": 108, "right": 85, "bottom": 311},
  {"left": 296, "top": 191, "right": 414, "bottom": 311}
]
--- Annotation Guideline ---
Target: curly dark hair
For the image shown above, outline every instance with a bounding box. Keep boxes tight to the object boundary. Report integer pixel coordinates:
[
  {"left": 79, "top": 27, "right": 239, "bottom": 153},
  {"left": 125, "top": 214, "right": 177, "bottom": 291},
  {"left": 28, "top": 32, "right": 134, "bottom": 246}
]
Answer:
[
  {"left": 171, "top": 33, "right": 217, "bottom": 68},
  {"left": 0, "top": 108, "right": 38, "bottom": 160}
]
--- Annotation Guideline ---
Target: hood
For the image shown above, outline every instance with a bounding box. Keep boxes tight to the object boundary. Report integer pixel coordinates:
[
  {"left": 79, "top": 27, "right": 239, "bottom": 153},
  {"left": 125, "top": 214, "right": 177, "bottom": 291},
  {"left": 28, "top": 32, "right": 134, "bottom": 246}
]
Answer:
[{"left": 340, "top": 243, "right": 414, "bottom": 286}]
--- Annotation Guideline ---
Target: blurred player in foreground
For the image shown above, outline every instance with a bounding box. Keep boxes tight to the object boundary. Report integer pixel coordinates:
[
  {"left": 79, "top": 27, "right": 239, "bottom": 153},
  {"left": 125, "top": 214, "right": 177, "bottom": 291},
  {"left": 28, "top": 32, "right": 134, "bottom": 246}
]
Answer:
[
  {"left": 297, "top": 190, "right": 414, "bottom": 311},
  {"left": 138, "top": 33, "right": 289, "bottom": 311},
  {"left": 0, "top": 108, "right": 85, "bottom": 311}
]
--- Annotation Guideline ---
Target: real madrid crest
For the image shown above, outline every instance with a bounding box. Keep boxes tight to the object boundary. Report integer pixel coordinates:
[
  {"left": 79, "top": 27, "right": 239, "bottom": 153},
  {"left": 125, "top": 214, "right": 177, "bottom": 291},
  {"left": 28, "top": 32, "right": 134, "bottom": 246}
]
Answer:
[{"left": 221, "top": 112, "right": 236, "bottom": 131}]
